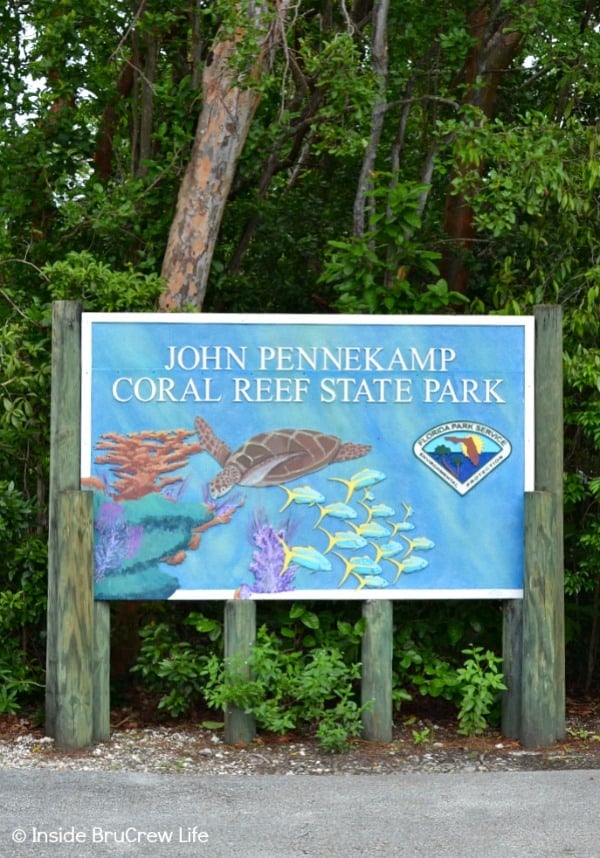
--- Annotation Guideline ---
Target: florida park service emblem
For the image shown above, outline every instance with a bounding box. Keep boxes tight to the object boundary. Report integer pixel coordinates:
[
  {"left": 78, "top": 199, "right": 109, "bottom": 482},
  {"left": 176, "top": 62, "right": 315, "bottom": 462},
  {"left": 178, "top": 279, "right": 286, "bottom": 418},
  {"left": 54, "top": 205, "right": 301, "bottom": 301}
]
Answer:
[{"left": 413, "top": 421, "right": 511, "bottom": 495}]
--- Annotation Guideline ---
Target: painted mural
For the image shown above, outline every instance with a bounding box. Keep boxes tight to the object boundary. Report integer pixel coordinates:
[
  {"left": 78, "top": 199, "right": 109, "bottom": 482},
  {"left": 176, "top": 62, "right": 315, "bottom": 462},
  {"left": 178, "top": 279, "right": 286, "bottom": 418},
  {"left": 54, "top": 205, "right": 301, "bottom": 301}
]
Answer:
[{"left": 81, "top": 314, "right": 534, "bottom": 600}]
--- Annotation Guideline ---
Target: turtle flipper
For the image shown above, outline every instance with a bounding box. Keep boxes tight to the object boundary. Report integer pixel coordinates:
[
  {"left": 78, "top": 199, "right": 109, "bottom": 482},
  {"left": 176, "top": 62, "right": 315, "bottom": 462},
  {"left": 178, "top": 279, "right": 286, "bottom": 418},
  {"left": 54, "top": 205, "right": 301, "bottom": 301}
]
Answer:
[
  {"left": 195, "top": 416, "right": 231, "bottom": 466},
  {"left": 210, "top": 464, "right": 242, "bottom": 498},
  {"left": 335, "top": 442, "right": 372, "bottom": 461}
]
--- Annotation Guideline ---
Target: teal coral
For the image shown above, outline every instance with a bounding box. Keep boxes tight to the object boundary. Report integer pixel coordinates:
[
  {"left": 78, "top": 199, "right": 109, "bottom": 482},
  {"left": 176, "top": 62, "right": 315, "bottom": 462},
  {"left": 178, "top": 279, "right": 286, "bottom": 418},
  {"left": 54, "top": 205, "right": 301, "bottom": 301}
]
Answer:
[{"left": 93, "top": 491, "right": 215, "bottom": 599}]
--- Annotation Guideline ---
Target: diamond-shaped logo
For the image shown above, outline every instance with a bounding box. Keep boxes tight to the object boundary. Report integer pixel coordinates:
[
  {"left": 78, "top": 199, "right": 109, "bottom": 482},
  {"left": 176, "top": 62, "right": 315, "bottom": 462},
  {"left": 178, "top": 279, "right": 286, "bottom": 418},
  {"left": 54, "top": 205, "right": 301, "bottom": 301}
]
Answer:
[{"left": 413, "top": 421, "right": 512, "bottom": 495}]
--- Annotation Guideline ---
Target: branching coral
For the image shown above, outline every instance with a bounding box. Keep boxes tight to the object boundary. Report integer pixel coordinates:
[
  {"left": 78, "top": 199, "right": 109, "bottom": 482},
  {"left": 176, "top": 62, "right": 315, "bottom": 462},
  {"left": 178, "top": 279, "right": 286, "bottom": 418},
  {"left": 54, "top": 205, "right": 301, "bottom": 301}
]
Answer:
[{"left": 94, "top": 429, "right": 204, "bottom": 500}]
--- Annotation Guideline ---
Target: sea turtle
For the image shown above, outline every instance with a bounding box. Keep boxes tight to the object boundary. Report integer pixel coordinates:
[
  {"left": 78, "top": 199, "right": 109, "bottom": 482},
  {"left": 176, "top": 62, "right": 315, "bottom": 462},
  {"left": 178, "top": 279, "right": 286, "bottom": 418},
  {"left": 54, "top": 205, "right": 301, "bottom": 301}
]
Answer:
[{"left": 195, "top": 416, "right": 371, "bottom": 498}]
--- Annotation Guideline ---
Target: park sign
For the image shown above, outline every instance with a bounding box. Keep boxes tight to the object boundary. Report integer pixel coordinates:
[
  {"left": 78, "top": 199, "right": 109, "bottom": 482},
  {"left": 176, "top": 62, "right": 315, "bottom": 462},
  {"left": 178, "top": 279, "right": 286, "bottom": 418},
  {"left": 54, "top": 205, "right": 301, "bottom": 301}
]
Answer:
[{"left": 81, "top": 313, "right": 534, "bottom": 601}]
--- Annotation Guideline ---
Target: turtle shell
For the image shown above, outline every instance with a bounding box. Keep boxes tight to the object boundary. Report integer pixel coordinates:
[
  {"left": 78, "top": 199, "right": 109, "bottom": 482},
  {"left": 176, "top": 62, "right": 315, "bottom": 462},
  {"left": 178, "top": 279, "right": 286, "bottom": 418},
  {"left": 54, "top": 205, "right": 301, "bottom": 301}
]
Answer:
[{"left": 228, "top": 429, "right": 342, "bottom": 487}]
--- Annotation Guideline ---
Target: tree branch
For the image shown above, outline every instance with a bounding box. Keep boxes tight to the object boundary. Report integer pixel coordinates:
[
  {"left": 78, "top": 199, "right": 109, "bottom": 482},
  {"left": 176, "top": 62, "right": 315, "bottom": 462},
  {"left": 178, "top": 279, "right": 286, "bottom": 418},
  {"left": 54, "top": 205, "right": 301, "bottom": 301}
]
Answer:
[{"left": 353, "top": 0, "right": 389, "bottom": 238}]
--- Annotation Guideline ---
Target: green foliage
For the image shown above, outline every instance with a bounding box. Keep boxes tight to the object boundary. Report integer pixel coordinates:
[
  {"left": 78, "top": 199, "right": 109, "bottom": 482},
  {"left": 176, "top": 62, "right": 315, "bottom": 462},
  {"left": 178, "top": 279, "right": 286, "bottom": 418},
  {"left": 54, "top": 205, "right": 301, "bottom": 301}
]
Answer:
[
  {"left": 319, "top": 178, "right": 468, "bottom": 313},
  {"left": 566, "top": 726, "right": 600, "bottom": 743},
  {"left": 0, "top": 0, "right": 599, "bottom": 715},
  {"left": 320, "top": 182, "right": 422, "bottom": 309},
  {"left": 0, "top": 480, "right": 46, "bottom": 710},
  {"left": 396, "top": 640, "right": 506, "bottom": 737},
  {"left": 455, "top": 647, "right": 507, "bottom": 736},
  {"left": 131, "top": 631, "right": 199, "bottom": 718},
  {"left": 0, "top": 300, "right": 51, "bottom": 445},
  {"left": 392, "top": 604, "right": 506, "bottom": 735},
  {"left": 203, "top": 626, "right": 367, "bottom": 752},
  {"left": 44, "top": 252, "right": 164, "bottom": 311},
  {"left": 133, "top": 602, "right": 505, "bottom": 742},
  {"left": 409, "top": 723, "right": 434, "bottom": 745},
  {"left": 272, "top": 602, "right": 366, "bottom": 661},
  {"left": 296, "top": 33, "right": 376, "bottom": 158},
  {"left": 0, "top": 653, "right": 43, "bottom": 715},
  {"left": 133, "top": 606, "right": 368, "bottom": 751}
]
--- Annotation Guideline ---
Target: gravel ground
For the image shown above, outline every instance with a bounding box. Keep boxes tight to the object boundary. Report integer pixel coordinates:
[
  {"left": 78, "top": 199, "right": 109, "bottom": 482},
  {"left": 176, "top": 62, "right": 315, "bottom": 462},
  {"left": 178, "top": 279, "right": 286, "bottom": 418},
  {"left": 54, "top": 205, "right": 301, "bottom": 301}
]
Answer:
[{"left": 2, "top": 701, "right": 600, "bottom": 775}]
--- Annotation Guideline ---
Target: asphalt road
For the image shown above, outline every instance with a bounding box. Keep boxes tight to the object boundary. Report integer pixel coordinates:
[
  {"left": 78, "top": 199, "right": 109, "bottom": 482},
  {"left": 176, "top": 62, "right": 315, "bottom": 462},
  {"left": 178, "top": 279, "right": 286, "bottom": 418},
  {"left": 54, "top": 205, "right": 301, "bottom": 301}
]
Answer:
[{"left": 1, "top": 769, "right": 599, "bottom": 857}]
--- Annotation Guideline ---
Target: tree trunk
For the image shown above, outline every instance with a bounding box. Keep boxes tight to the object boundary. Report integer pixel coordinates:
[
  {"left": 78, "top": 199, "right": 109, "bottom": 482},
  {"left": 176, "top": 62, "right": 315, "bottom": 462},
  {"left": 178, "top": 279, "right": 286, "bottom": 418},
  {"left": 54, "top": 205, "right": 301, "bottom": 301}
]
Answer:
[
  {"left": 353, "top": 0, "right": 389, "bottom": 238},
  {"left": 441, "top": 3, "right": 524, "bottom": 294},
  {"left": 159, "top": 3, "right": 288, "bottom": 312},
  {"left": 94, "top": 64, "right": 134, "bottom": 180}
]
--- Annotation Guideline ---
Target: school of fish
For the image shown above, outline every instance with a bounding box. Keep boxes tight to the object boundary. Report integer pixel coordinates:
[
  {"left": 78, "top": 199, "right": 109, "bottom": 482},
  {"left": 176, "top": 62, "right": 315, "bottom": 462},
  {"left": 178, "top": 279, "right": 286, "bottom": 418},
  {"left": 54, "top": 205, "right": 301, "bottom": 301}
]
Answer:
[{"left": 273, "top": 469, "right": 434, "bottom": 590}]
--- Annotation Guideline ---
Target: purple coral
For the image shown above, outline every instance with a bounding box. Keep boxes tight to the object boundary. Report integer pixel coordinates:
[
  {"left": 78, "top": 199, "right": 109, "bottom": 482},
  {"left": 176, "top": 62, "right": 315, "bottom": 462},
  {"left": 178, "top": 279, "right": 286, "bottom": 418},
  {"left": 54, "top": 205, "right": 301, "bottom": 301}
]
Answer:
[
  {"left": 94, "top": 501, "right": 143, "bottom": 581},
  {"left": 96, "top": 500, "right": 123, "bottom": 531},
  {"left": 246, "top": 513, "right": 297, "bottom": 594},
  {"left": 124, "top": 523, "right": 143, "bottom": 558}
]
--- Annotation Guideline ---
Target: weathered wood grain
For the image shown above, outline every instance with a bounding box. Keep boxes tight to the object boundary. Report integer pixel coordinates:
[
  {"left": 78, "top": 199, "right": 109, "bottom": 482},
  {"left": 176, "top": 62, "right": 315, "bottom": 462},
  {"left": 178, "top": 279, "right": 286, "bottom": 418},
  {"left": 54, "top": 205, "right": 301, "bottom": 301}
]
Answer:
[
  {"left": 54, "top": 491, "right": 94, "bottom": 749},
  {"left": 93, "top": 601, "right": 111, "bottom": 742},
  {"left": 501, "top": 598, "right": 523, "bottom": 739},
  {"left": 532, "top": 305, "right": 565, "bottom": 741},
  {"left": 521, "top": 491, "right": 564, "bottom": 747},
  {"left": 46, "top": 301, "right": 83, "bottom": 736},
  {"left": 224, "top": 600, "right": 257, "bottom": 745},
  {"left": 361, "top": 600, "right": 393, "bottom": 742}
]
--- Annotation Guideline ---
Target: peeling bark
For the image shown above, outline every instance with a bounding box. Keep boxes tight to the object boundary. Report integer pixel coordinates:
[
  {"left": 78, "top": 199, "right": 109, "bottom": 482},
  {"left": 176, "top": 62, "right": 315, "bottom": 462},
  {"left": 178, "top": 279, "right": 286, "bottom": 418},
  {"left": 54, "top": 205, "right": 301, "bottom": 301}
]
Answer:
[{"left": 159, "top": 3, "right": 288, "bottom": 312}]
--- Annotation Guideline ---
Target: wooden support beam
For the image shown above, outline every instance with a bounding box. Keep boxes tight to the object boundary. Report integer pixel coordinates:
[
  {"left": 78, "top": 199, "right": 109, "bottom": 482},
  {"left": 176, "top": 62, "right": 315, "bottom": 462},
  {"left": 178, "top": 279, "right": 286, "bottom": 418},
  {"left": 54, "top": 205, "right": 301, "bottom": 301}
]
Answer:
[
  {"left": 361, "top": 600, "right": 393, "bottom": 742},
  {"left": 46, "top": 301, "right": 83, "bottom": 737},
  {"left": 501, "top": 599, "right": 523, "bottom": 739},
  {"left": 93, "top": 602, "right": 111, "bottom": 741},
  {"left": 521, "top": 491, "right": 563, "bottom": 747},
  {"left": 224, "top": 600, "right": 256, "bottom": 745},
  {"left": 55, "top": 491, "right": 94, "bottom": 749},
  {"left": 503, "top": 306, "right": 564, "bottom": 745},
  {"left": 531, "top": 305, "right": 565, "bottom": 741}
]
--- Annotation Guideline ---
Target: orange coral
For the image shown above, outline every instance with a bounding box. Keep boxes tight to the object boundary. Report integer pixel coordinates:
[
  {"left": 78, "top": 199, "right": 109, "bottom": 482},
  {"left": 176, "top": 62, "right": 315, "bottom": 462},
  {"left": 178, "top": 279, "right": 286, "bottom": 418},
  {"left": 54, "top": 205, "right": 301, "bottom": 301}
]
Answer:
[{"left": 94, "top": 429, "right": 204, "bottom": 500}]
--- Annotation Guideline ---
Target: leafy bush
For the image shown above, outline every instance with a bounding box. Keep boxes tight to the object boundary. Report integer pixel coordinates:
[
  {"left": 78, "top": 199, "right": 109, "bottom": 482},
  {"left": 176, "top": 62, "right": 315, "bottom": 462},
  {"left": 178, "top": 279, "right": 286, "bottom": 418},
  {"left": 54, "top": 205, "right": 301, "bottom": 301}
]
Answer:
[
  {"left": 133, "top": 606, "right": 368, "bottom": 751},
  {"left": 0, "top": 480, "right": 46, "bottom": 712},
  {"left": 392, "top": 605, "right": 506, "bottom": 735},
  {"left": 133, "top": 602, "right": 506, "bottom": 743},
  {"left": 455, "top": 647, "right": 507, "bottom": 735},
  {"left": 131, "top": 615, "right": 220, "bottom": 717},
  {"left": 0, "top": 654, "right": 42, "bottom": 715},
  {"left": 44, "top": 251, "right": 164, "bottom": 311},
  {"left": 319, "top": 178, "right": 469, "bottom": 314},
  {"left": 203, "top": 626, "right": 368, "bottom": 752}
]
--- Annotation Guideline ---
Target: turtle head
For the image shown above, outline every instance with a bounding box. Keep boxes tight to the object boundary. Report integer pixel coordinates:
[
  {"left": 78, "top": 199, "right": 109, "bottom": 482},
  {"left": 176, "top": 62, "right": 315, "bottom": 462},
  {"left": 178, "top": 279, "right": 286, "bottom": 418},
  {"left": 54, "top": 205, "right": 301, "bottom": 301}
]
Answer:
[{"left": 209, "top": 464, "right": 241, "bottom": 498}]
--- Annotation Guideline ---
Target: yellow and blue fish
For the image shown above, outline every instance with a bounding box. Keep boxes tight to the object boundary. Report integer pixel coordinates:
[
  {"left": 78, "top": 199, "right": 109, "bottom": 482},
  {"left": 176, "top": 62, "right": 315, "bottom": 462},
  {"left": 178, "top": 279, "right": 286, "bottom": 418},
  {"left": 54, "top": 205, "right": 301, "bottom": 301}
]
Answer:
[
  {"left": 387, "top": 520, "right": 415, "bottom": 534},
  {"left": 372, "top": 540, "right": 405, "bottom": 562},
  {"left": 278, "top": 539, "right": 332, "bottom": 575},
  {"left": 318, "top": 527, "right": 368, "bottom": 553},
  {"left": 359, "top": 574, "right": 390, "bottom": 589},
  {"left": 329, "top": 468, "right": 386, "bottom": 503},
  {"left": 359, "top": 501, "right": 395, "bottom": 521},
  {"left": 279, "top": 483, "right": 325, "bottom": 512},
  {"left": 314, "top": 501, "right": 357, "bottom": 528},
  {"left": 401, "top": 535, "right": 435, "bottom": 551},
  {"left": 389, "top": 554, "right": 429, "bottom": 583},
  {"left": 334, "top": 552, "right": 382, "bottom": 586},
  {"left": 350, "top": 520, "right": 391, "bottom": 539}
]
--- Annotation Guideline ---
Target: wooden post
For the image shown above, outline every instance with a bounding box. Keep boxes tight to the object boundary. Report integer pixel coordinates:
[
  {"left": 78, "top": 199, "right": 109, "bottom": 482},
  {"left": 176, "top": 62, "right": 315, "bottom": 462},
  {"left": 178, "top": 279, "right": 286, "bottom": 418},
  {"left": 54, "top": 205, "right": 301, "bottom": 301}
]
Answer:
[
  {"left": 223, "top": 600, "right": 256, "bottom": 744},
  {"left": 55, "top": 491, "right": 94, "bottom": 749},
  {"left": 46, "top": 301, "right": 83, "bottom": 736},
  {"left": 361, "top": 600, "right": 393, "bottom": 742},
  {"left": 531, "top": 305, "right": 565, "bottom": 741},
  {"left": 93, "top": 602, "right": 111, "bottom": 741},
  {"left": 503, "top": 306, "right": 564, "bottom": 745},
  {"left": 521, "top": 491, "right": 563, "bottom": 746},
  {"left": 501, "top": 599, "right": 523, "bottom": 739}
]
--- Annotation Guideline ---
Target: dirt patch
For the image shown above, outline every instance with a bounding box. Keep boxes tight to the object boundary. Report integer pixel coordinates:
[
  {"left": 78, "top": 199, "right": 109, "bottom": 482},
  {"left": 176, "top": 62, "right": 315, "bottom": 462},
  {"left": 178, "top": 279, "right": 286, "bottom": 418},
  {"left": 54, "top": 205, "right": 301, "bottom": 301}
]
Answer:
[{"left": 2, "top": 696, "right": 599, "bottom": 775}]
